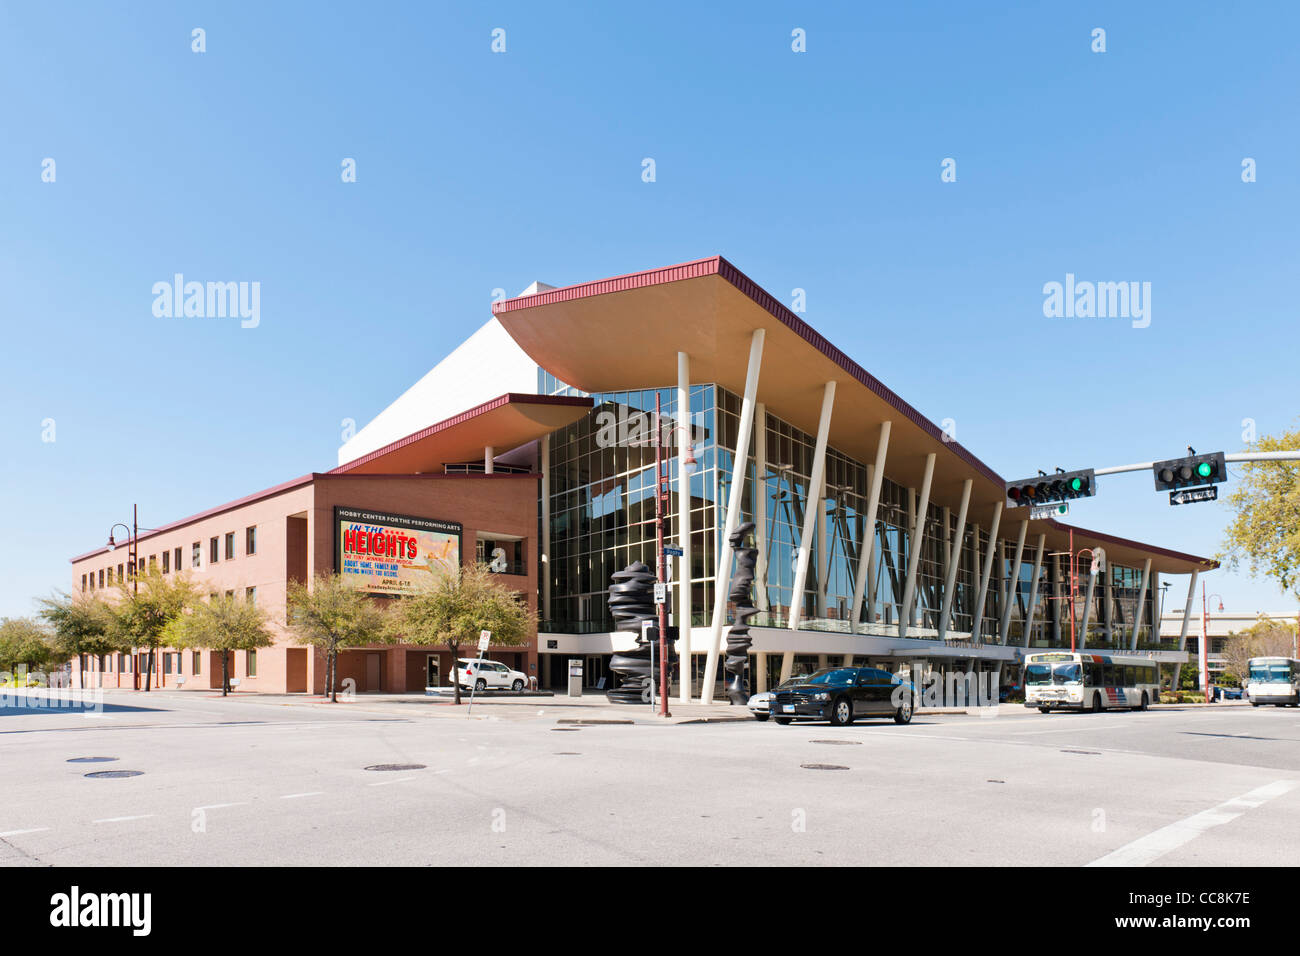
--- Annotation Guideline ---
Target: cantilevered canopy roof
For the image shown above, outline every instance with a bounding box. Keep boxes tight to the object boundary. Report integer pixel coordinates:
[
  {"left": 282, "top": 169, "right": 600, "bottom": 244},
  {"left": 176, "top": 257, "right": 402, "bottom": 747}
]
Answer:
[
  {"left": 329, "top": 393, "right": 592, "bottom": 476},
  {"left": 493, "top": 257, "right": 1216, "bottom": 576}
]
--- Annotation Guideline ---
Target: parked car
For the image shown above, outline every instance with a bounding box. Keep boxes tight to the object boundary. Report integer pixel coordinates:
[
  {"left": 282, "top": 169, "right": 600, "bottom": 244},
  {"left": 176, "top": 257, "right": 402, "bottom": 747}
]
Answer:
[
  {"left": 747, "top": 676, "right": 810, "bottom": 720},
  {"left": 770, "top": 667, "right": 916, "bottom": 726},
  {"left": 455, "top": 659, "right": 527, "bottom": 692}
]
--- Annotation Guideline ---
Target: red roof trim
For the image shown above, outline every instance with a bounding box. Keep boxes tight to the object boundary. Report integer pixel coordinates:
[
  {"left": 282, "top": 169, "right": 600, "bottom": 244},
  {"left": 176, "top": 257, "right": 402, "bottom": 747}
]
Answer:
[
  {"left": 1043, "top": 519, "right": 1219, "bottom": 570},
  {"left": 328, "top": 392, "right": 592, "bottom": 476}
]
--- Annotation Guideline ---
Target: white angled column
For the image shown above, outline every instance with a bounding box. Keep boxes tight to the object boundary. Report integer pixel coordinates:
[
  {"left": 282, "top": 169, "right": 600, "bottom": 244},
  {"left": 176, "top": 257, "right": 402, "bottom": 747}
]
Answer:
[
  {"left": 1129, "top": 557, "right": 1152, "bottom": 650},
  {"left": 897, "top": 453, "right": 936, "bottom": 639},
  {"left": 969, "top": 502, "right": 1002, "bottom": 644},
  {"left": 701, "top": 329, "right": 765, "bottom": 704},
  {"left": 1173, "top": 570, "right": 1199, "bottom": 690},
  {"left": 787, "top": 381, "right": 837, "bottom": 631},
  {"left": 850, "top": 422, "right": 891, "bottom": 633},
  {"left": 1079, "top": 562, "right": 1098, "bottom": 649},
  {"left": 676, "top": 351, "right": 693, "bottom": 704},
  {"left": 754, "top": 402, "right": 769, "bottom": 613},
  {"left": 998, "top": 520, "right": 1029, "bottom": 644},
  {"left": 937, "top": 479, "right": 972, "bottom": 640},
  {"left": 1021, "top": 534, "right": 1046, "bottom": 647},
  {"left": 484, "top": 446, "right": 494, "bottom": 474}
]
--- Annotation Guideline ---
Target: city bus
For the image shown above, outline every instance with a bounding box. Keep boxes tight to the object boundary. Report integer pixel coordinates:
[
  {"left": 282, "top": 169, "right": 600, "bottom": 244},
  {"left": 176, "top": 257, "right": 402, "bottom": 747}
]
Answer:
[
  {"left": 1023, "top": 652, "right": 1160, "bottom": 713},
  {"left": 1246, "top": 657, "right": 1300, "bottom": 707}
]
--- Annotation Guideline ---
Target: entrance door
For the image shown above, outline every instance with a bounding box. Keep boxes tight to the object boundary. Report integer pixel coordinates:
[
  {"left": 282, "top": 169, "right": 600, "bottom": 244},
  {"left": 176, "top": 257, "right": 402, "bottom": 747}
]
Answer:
[
  {"left": 426, "top": 655, "right": 440, "bottom": 688},
  {"left": 365, "top": 653, "right": 381, "bottom": 691},
  {"left": 585, "top": 655, "right": 605, "bottom": 689}
]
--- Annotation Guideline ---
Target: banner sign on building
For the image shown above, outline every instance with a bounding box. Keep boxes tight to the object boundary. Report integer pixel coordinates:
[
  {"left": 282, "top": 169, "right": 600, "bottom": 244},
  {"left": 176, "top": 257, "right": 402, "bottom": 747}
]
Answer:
[{"left": 334, "top": 507, "right": 461, "bottom": 596}]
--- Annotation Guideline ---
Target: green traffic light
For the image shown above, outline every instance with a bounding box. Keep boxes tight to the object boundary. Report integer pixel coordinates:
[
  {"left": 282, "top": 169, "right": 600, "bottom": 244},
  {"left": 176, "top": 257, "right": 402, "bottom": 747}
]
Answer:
[
  {"left": 1196, "top": 461, "right": 1213, "bottom": 478},
  {"left": 1070, "top": 477, "right": 1083, "bottom": 491}
]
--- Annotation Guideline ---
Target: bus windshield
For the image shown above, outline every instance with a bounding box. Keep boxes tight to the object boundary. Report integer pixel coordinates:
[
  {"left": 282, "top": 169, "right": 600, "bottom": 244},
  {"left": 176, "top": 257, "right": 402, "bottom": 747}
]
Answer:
[
  {"left": 1026, "top": 662, "right": 1082, "bottom": 685},
  {"left": 1250, "top": 662, "right": 1293, "bottom": 682}
]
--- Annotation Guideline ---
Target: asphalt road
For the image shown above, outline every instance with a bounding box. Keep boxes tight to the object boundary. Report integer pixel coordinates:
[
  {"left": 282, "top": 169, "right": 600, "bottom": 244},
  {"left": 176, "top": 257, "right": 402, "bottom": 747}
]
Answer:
[{"left": 2, "top": 691, "right": 1298, "bottom": 866}]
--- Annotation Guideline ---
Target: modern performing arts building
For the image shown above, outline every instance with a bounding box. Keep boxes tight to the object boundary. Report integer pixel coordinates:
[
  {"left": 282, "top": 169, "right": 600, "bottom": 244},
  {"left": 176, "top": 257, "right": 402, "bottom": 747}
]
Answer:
[
  {"left": 345, "top": 256, "right": 1215, "bottom": 702},
  {"left": 71, "top": 256, "right": 1215, "bottom": 702}
]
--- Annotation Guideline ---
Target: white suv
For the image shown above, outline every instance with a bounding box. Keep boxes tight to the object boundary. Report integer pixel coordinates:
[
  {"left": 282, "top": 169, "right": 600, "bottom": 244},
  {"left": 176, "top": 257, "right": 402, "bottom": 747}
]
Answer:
[{"left": 456, "top": 659, "right": 527, "bottom": 692}]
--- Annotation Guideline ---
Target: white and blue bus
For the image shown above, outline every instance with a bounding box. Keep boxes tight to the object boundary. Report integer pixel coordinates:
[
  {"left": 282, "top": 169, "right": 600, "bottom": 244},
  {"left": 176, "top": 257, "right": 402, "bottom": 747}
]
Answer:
[
  {"left": 1246, "top": 657, "right": 1300, "bottom": 707},
  {"left": 1023, "top": 652, "right": 1161, "bottom": 713}
]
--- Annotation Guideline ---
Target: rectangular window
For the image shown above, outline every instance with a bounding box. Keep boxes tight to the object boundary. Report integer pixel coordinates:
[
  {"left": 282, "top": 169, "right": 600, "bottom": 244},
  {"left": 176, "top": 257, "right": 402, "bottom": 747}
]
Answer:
[
  {"left": 164, "top": 653, "right": 173, "bottom": 675},
  {"left": 225, "top": 532, "right": 235, "bottom": 560},
  {"left": 246, "top": 649, "right": 257, "bottom": 677},
  {"left": 210, "top": 537, "right": 219, "bottom": 563},
  {"left": 162, "top": 550, "right": 170, "bottom": 573},
  {"left": 81, "top": 574, "right": 87, "bottom": 592},
  {"left": 246, "top": 586, "right": 257, "bottom": 605},
  {"left": 192, "top": 542, "right": 201, "bottom": 568},
  {"left": 225, "top": 590, "right": 235, "bottom": 600},
  {"left": 175, "top": 547, "right": 183, "bottom": 572},
  {"left": 98, "top": 569, "right": 104, "bottom": 589},
  {"left": 192, "top": 651, "right": 201, "bottom": 675},
  {"left": 246, "top": 526, "right": 257, "bottom": 555},
  {"left": 106, "top": 567, "right": 113, "bottom": 585},
  {"left": 119, "top": 563, "right": 125, "bottom": 581},
  {"left": 149, "top": 554, "right": 156, "bottom": 570}
]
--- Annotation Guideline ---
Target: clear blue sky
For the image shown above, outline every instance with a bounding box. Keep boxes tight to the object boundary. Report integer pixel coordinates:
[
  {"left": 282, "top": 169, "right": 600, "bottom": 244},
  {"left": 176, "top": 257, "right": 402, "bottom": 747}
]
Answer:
[{"left": 3, "top": 1, "right": 1298, "bottom": 620}]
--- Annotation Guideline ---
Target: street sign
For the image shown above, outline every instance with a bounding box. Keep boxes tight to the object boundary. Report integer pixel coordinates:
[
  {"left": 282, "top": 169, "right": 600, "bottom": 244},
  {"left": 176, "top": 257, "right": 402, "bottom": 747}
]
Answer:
[
  {"left": 663, "top": 546, "right": 683, "bottom": 557},
  {"left": 653, "top": 582, "right": 667, "bottom": 605},
  {"left": 1030, "top": 503, "right": 1069, "bottom": 520},
  {"left": 478, "top": 630, "right": 491, "bottom": 652},
  {"left": 1170, "top": 486, "right": 1218, "bottom": 506}
]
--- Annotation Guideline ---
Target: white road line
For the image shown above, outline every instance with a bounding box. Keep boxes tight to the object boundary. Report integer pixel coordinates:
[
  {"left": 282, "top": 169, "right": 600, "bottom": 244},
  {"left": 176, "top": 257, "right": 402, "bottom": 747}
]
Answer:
[
  {"left": 0, "top": 827, "right": 51, "bottom": 837},
  {"left": 279, "top": 791, "right": 324, "bottom": 800},
  {"left": 195, "top": 802, "right": 249, "bottom": 810},
  {"left": 1087, "top": 780, "right": 1298, "bottom": 867},
  {"left": 367, "top": 777, "right": 416, "bottom": 787},
  {"left": 93, "top": 814, "right": 154, "bottom": 824}
]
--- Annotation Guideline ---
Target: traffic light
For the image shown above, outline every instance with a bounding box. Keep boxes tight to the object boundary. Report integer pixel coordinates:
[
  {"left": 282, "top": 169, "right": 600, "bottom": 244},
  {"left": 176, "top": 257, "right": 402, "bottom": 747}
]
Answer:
[
  {"left": 1005, "top": 468, "right": 1096, "bottom": 508},
  {"left": 1152, "top": 451, "right": 1226, "bottom": 492}
]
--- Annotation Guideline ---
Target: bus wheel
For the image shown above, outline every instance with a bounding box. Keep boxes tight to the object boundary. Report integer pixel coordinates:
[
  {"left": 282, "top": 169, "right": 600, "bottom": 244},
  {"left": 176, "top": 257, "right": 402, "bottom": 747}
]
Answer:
[
  {"left": 774, "top": 717, "right": 792, "bottom": 725},
  {"left": 1090, "top": 693, "right": 1103, "bottom": 713},
  {"left": 1137, "top": 692, "right": 1149, "bottom": 712},
  {"left": 1037, "top": 706, "right": 1051, "bottom": 714},
  {"left": 1251, "top": 701, "right": 1260, "bottom": 707}
]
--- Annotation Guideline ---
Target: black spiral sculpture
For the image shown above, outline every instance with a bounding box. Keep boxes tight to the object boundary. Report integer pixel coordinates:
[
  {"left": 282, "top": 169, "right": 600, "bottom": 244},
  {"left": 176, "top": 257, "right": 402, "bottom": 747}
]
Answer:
[
  {"left": 606, "top": 561, "right": 676, "bottom": 704},
  {"left": 725, "top": 521, "right": 759, "bottom": 705}
]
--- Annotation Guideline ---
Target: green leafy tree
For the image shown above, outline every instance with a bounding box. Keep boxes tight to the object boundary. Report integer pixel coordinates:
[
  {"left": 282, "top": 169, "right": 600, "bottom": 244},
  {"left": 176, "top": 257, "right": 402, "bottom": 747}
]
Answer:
[
  {"left": 37, "top": 590, "right": 119, "bottom": 683},
  {"left": 1221, "top": 427, "right": 1300, "bottom": 600},
  {"left": 108, "top": 568, "right": 200, "bottom": 691},
  {"left": 166, "top": 594, "right": 275, "bottom": 696},
  {"left": 0, "top": 617, "right": 57, "bottom": 677},
  {"left": 387, "top": 564, "right": 534, "bottom": 705},
  {"left": 286, "top": 573, "right": 387, "bottom": 702},
  {"left": 1220, "top": 616, "right": 1297, "bottom": 686}
]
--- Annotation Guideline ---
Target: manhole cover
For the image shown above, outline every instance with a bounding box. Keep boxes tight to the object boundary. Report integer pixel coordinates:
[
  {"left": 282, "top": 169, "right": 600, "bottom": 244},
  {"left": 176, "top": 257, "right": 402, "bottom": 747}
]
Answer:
[
  {"left": 1061, "top": 750, "right": 1101, "bottom": 756},
  {"left": 801, "top": 763, "right": 849, "bottom": 771},
  {"left": 68, "top": 757, "right": 118, "bottom": 763},
  {"left": 364, "top": 763, "right": 426, "bottom": 772},
  {"left": 810, "top": 739, "right": 862, "bottom": 746},
  {"left": 84, "top": 770, "right": 143, "bottom": 779}
]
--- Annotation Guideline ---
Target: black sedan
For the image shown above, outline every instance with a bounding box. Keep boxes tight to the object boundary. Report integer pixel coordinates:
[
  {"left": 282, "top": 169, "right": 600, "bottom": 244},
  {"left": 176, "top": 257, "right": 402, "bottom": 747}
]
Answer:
[{"left": 769, "top": 667, "right": 915, "bottom": 726}]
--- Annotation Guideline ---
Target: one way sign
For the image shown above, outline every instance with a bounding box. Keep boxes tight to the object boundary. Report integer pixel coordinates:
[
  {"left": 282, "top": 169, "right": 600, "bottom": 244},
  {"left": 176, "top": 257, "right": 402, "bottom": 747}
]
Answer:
[{"left": 1170, "top": 486, "right": 1218, "bottom": 506}]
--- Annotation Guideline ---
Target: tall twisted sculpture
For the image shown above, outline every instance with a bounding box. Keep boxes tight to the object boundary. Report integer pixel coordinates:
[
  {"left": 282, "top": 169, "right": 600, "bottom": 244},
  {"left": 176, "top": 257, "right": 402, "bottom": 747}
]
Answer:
[
  {"left": 605, "top": 561, "right": 676, "bottom": 704},
  {"left": 725, "top": 521, "right": 758, "bottom": 705}
]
